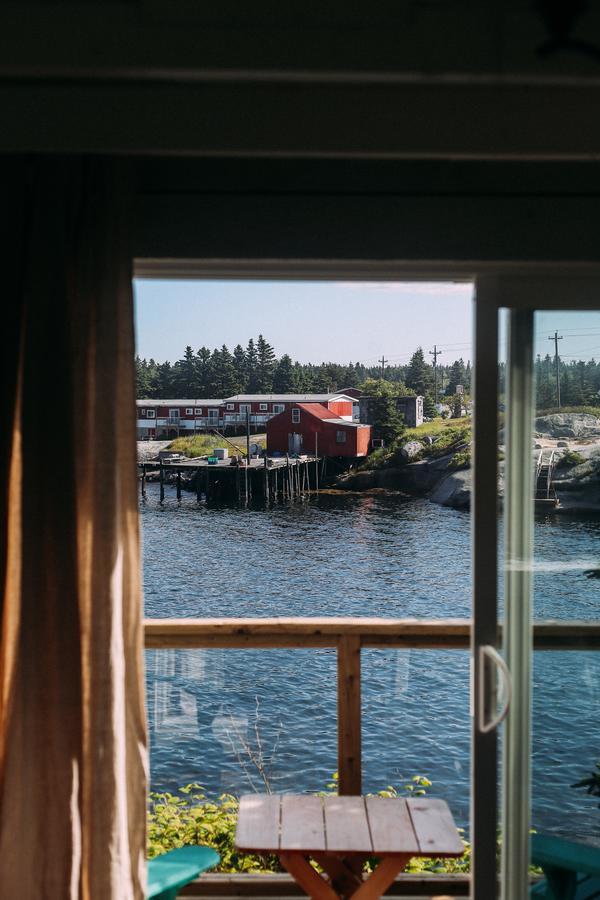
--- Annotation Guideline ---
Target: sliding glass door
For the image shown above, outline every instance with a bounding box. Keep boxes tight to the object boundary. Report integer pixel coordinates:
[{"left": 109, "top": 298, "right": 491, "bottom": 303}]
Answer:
[{"left": 474, "top": 276, "right": 600, "bottom": 900}]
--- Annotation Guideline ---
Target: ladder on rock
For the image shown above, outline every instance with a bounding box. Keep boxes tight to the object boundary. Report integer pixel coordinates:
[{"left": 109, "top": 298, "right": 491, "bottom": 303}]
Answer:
[{"left": 535, "top": 449, "right": 559, "bottom": 507}]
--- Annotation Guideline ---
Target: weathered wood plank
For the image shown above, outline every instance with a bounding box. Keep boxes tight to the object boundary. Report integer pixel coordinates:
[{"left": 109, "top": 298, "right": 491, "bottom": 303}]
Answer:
[
  {"left": 350, "top": 855, "right": 412, "bottom": 900},
  {"left": 365, "top": 797, "right": 420, "bottom": 855},
  {"left": 323, "top": 797, "right": 371, "bottom": 853},
  {"left": 280, "top": 795, "right": 326, "bottom": 852},
  {"left": 337, "top": 635, "right": 361, "bottom": 795},
  {"left": 144, "top": 618, "right": 600, "bottom": 651},
  {"left": 235, "top": 795, "right": 281, "bottom": 851},
  {"left": 407, "top": 799, "right": 464, "bottom": 857}
]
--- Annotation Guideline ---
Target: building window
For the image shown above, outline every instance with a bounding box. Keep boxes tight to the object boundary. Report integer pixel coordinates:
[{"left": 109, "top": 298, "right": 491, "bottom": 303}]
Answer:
[
  {"left": 185, "top": 407, "right": 194, "bottom": 415},
  {"left": 259, "top": 403, "right": 268, "bottom": 411},
  {"left": 140, "top": 409, "right": 146, "bottom": 417},
  {"left": 292, "top": 409, "right": 300, "bottom": 423},
  {"left": 273, "top": 404, "right": 285, "bottom": 414},
  {"left": 146, "top": 410, "right": 156, "bottom": 419},
  {"left": 336, "top": 430, "right": 347, "bottom": 443},
  {"left": 227, "top": 403, "right": 235, "bottom": 410}
]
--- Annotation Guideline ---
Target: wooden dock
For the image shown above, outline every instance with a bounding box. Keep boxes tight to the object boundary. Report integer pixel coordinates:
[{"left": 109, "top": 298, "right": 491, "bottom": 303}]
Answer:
[{"left": 138, "top": 455, "right": 324, "bottom": 503}]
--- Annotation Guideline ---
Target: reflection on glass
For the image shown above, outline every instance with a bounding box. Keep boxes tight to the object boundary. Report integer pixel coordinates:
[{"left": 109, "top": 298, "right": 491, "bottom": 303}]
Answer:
[{"left": 146, "top": 648, "right": 337, "bottom": 795}]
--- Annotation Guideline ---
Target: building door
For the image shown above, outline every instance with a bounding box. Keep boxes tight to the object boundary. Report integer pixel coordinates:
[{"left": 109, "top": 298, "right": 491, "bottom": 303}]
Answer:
[{"left": 288, "top": 433, "right": 303, "bottom": 454}]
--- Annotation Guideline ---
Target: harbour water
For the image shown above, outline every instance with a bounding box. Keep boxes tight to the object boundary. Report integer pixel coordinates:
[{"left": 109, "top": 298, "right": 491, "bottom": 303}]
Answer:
[{"left": 142, "top": 484, "right": 600, "bottom": 837}]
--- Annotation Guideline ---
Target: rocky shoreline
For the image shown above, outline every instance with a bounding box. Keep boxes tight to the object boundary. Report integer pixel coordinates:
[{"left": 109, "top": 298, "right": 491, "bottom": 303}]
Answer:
[{"left": 336, "top": 413, "right": 600, "bottom": 514}]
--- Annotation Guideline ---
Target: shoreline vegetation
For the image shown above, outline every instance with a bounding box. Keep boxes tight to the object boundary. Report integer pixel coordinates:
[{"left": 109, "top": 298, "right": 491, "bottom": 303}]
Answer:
[{"left": 337, "top": 410, "right": 600, "bottom": 513}]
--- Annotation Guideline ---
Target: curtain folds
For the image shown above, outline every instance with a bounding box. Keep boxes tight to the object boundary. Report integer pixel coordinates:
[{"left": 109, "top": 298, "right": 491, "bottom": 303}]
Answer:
[{"left": 0, "top": 158, "right": 147, "bottom": 898}]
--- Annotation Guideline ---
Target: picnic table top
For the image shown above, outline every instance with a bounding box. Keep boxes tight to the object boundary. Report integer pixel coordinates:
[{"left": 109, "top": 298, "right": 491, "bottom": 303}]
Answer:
[{"left": 235, "top": 794, "right": 464, "bottom": 858}]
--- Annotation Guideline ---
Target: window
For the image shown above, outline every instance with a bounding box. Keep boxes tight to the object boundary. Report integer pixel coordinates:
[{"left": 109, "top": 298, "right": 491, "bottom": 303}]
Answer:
[
  {"left": 336, "top": 430, "right": 347, "bottom": 443},
  {"left": 169, "top": 408, "right": 180, "bottom": 418},
  {"left": 185, "top": 407, "right": 194, "bottom": 415},
  {"left": 146, "top": 410, "right": 155, "bottom": 419},
  {"left": 273, "top": 404, "right": 285, "bottom": 414},
  {"left": 292, "top": 409, "right": 300, "bottom": 423},
  {"left": 259, "top": 403, "right": 268, "bottom": 411},
  {"left": 140, "top": 409, "right": 146, "bottom": 417},
  {"left": 227, "top": 403, "right": 235, "bottom": 410}
]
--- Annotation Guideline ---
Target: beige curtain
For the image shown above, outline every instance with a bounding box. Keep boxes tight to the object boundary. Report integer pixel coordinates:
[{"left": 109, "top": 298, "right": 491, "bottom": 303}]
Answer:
[{"left": 0, "top": 159, "right": 147, "bottom": 898}]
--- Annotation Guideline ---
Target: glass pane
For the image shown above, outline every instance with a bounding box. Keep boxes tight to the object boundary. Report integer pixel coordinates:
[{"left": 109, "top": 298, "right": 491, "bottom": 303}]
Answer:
[
  {"left": 533, "top": 651, "right": 600, "bottom": 840},
  {"left": 533, "top": 311, "right": 600, "bottom": 620},
  {"left": 147, "top": 648, "right": 337, "bottom": 794},
  {"left": 362, "top": 649, "right": 470, "bottom": 829}
]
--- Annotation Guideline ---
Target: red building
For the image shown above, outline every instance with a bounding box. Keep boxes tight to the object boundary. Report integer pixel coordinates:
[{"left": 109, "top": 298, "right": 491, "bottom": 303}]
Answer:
[{"left": 266, "top": 403, "right": 372, "bottom": 457}]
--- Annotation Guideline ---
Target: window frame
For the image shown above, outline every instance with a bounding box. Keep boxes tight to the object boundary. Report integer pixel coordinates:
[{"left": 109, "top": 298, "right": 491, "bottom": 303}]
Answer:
[{"left": 291, "top": 408, "right": 300, "bottom": 423}]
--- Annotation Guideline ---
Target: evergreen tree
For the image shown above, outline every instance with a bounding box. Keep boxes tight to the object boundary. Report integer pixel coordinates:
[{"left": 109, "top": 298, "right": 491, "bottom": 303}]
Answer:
[
  {"left": 405, "top": 347, "right": 433, "bottom": 395},
  {"left": 196, "top": 347, "right": 213, "bottom": 395},
  {"left": 210, "top": 345, "right": 240, "bottom": 397},
  {"left": 256, "top": 334, "right": 276, "bottom": 392},
  {"left": 371, "top": 394, "right": 405, "bottom": 444},
  {"left": 273, "top": 354, "right": 295, "bottom": 392},
  {"left": 446, "top": 359, "right": 467, "bottom": 395},
  {"left": 423, "top": 392, "right": 437, "bottom": 418},
  {"left": 245, "top": 338, "right": 259, "bottom": 392},
  {"left": 156, "top": 361, "right": 174, "bottom": 396},
  {"left": 172, "top": 345, "right": 198, "bottom": 395},
  {"left": 233, "top": 344, "right": 248, "bottom": 392}
]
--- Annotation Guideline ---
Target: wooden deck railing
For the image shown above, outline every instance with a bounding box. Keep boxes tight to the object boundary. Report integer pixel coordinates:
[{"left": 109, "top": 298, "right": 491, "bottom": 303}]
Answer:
[{"left": 144, "top": 617, "right": 600, "bottom": 795}]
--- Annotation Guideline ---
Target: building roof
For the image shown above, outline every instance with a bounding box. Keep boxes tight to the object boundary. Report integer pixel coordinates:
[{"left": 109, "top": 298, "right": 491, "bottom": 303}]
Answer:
[
  {"left": 136, "top": 399, "right": 223, "bottom": 406},
  {"left": 223, "top": 393, "right": 355, "bottom": 403}
]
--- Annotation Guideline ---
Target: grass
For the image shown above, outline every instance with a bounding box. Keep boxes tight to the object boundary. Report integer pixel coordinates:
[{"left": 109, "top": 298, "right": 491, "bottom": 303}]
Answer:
[
  {"left": 404, "top": 416, "right": 471, "bottom": 442},
  {"left": 167, "top": 434, "right": 266, "bottom": 459}
]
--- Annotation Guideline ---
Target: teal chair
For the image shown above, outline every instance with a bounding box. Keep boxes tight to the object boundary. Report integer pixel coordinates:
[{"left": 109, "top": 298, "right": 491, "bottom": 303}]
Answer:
[
  {"left": 147, "top": 845, "right": 220, "bottom": 900},
  {"left": 531, "top": 833, "right": 600, "bottom": 899}
]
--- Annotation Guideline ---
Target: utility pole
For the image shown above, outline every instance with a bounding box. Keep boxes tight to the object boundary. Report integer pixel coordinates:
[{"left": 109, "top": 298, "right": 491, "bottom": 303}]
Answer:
[
  {"left": 378, "top": 355, "right": 388, "bottom": 379},
  {"left": 429, "top": 345, "right": 442, "bottom": 404},
  {"left": 549, "top": 331, "right": 563, "bottom": 408}
]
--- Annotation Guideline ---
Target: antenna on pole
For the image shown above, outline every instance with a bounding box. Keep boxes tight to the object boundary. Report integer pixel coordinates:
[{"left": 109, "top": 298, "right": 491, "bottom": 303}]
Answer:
[
  {"left": 429, "top": 345, "right": 442, "bottom": 404},
  {"left": 548, "top": 331, "right": 563, "bottom": 408},
  {"left": 378, "top": 355, "right": 388, "bottom": 379}
]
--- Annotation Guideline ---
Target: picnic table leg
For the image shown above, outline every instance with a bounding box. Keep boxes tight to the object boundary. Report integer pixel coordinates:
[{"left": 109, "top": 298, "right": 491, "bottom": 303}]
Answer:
[
  {"left": 348, "top": 855, "right": 411, "bottom": 900},
  {"left": 279, "top": 852, "right": 340, "bottom": 900},
  {"left": 312, "top": 853, "right": 364, "bottom": 898}
]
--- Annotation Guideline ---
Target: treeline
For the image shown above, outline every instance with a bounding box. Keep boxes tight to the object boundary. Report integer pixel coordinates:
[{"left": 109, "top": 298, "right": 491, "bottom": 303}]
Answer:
[
  {"left": 496, "top": 356, "right": 600, "bottom": 409},
  {"left": 136, "top": 337, "right": 473, "bottom": 399}
]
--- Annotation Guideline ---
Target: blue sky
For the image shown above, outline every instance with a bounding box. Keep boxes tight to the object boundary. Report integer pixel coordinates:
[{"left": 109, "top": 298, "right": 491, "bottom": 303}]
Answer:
[
  {"left": 134, "top": 280, "right": 600, "bottom": 366},
  {"left": 134, "top": 279, "right": 474, "bottom": 365}
]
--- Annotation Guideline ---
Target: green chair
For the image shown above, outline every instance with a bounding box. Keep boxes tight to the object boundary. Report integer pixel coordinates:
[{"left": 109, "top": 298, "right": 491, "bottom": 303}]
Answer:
[
  {"left": 531, "top": 833, "right": 600, "bottom": 899},
  {"left": 147, "top": 845, "right": 220, "bottom": 900}
]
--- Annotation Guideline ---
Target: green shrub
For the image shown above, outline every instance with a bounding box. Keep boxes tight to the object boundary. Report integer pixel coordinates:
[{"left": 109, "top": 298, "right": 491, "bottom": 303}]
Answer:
[
  {"left": 448, "top": 448, "right": 471, "bottom": 470},
  {"left": 557, "top": 450, "right": 586, "bottom": 469},
  {"left": 147, "top": 776, "right": 473, "bottom": 874}
]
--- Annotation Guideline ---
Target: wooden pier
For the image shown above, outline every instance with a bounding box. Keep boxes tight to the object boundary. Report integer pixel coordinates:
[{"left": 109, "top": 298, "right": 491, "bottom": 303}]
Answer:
[{"left": 139, "top": 455, "right": 325, "bottom": 504}]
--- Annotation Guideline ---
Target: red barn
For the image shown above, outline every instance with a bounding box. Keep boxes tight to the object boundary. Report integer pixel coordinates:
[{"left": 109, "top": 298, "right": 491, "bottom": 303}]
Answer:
[{"left": 267, "top": 403, "right": 372, "bottom": 457}]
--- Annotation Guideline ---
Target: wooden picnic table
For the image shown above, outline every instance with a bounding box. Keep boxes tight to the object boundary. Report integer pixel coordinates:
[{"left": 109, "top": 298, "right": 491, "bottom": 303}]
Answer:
[{"left": 235, "top": 794, "right": 464, "bottom": 900}]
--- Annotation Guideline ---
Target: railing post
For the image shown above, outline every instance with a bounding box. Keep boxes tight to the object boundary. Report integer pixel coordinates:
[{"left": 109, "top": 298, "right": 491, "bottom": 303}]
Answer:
[{"left": 337, "top": 635, "right": 361, "bottom": 795}]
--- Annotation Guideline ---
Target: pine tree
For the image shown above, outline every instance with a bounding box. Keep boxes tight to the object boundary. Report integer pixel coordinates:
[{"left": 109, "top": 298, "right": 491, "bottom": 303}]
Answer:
[
  {"left": 172, "top": 345, "right": 198, "bottom": 395},
  {"left": 273, "top": 354, "right": 295, "bottom": 392},
  {"left": 256, "top": 334, "right": 276, "bottom": 392},
  {"left": 196, "top": 347, "right": 212, "bottom": 395},
  {"left": 370, "top": 394, "right": 405, "bottom": 444},
  {"left": 423, "top": 392, "right": 437, "bottom": 418},
  {"left": 245, "top": 338, "right": 259, "bottom": 392},
  {"left": 156, "top": 361, "right": 174, "bottom": 396},
  {"left": 405, "top": 347, "right": 433, "bottom": 395},
  {"left": 210, "top": 345, "right": 241, "bottom": 397},
  {"left": 233, "top": 344, "right": 248, "bottom": 392},
  {"left": 446, "top": 359, "right": 467, "bottom": 395}
]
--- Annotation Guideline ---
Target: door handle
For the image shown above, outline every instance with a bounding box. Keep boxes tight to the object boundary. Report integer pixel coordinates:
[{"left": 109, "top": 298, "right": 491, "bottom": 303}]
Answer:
[{"left": 478, "top": 645, "right": 512, "bottom": 734}]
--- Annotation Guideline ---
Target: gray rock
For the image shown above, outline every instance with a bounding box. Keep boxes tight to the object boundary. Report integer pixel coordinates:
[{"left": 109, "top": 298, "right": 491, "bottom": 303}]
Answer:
[
  {"left": 397, "top": 440, "right": 424, "bottom": 462},
  {"left": 535, "top": 413, "right": 600, "bottom": 439},
  {"left": 427, "top": 470, "right": 471, "bottom": 509}
]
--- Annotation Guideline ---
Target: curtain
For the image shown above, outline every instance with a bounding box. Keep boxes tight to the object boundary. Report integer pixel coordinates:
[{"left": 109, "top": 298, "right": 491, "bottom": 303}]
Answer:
[{"left": 0, "top": 158, "right": 147, "bottom": 898}]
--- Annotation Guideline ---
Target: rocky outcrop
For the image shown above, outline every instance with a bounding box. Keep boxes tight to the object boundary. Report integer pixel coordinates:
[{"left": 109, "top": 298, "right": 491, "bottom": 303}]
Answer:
[
  {"left": 427, "top": 470, "right": 471, "bottom": 509},
  {"left": 535, "top": 413, "right": 600, "bottom": 439}
]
